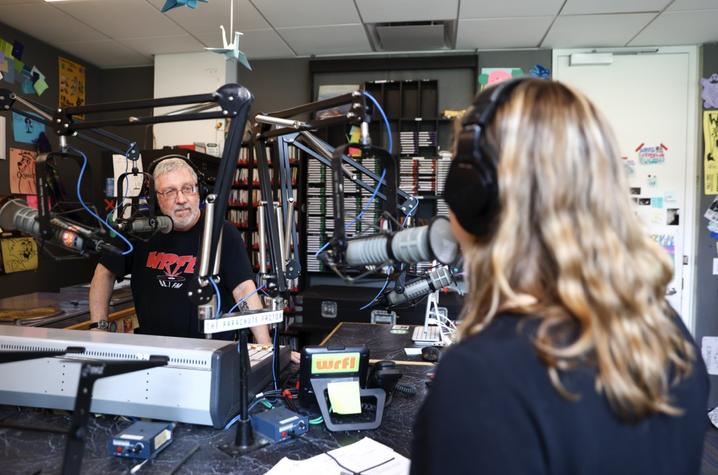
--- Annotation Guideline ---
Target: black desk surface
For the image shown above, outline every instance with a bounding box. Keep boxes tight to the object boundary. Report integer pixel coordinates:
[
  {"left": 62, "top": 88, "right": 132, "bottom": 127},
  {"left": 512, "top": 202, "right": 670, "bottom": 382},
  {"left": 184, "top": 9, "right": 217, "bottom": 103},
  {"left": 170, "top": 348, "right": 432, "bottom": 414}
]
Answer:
[
  {"left": 0, "top": 325, "right": 433, "bottom": 474},
  {"left": 321, "top": 322, "right": 437, "bottom": 365}
]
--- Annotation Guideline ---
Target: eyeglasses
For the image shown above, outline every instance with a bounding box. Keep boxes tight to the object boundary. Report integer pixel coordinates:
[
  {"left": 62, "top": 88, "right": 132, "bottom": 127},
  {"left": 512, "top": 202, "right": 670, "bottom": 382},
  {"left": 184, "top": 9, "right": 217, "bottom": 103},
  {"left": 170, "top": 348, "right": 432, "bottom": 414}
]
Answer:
[{"left": 157, "top": 184, "right": 198, "bottom": 201}]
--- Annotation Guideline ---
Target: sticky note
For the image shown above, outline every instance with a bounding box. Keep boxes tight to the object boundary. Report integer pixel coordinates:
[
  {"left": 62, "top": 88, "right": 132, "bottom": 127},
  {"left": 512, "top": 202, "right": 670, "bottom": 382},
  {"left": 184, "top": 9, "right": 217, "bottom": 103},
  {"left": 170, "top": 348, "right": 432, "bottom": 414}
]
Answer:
[
  {"left": 327, "top": 380, "right": 362, "bottom": 415},
  {"left": 11, "top": 41, "right": 23, "bottom": 61},
  {"left": 33, "top": 78, "right": 48, "bottom": 96},
  {"left": 4, "top": 59, "right": 15, "bottom": 84},
  {"left": 13, "top": 59, "right": 23, "bottom": 73}
]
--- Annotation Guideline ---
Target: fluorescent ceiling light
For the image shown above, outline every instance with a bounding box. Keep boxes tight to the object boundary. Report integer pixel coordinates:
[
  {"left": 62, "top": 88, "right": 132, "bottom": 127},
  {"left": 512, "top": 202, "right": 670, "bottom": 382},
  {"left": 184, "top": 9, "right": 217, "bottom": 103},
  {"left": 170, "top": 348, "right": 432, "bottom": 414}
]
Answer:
[{"left": 569, "top": 52, "right": 614, "bottom": 66}]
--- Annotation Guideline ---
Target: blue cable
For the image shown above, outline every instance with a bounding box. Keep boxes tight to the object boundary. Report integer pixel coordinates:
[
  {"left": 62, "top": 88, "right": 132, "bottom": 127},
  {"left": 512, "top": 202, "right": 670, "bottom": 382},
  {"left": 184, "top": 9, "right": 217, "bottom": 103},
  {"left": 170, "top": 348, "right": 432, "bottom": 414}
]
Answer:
[
  {"left": 71, "top": 146, "right": 133, "bottom": 255},
  {"left": 224, "top": 399, "right": 266, "bottom": 430},
  {"left": 227, "top": 284, "right": 265, "bottom": 314},
  {"left": 208, "top": 277, "right": 222, "bottom": 319},
  {"left": 362, "top": 91, "right": 393, "bottom": 155},
  {"left": 314, "top": 168, "right": 387, "bottom": 258},
  {"left": 360, "top": 275, "right": 391, "bottom": 310}
]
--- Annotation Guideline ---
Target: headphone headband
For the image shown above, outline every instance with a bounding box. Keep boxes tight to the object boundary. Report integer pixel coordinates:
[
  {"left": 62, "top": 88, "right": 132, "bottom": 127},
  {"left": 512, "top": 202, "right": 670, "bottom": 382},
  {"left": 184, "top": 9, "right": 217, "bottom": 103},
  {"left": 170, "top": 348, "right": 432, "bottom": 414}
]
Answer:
[{"left": 444, "top": 78, "right": 529, "bottom": 237}]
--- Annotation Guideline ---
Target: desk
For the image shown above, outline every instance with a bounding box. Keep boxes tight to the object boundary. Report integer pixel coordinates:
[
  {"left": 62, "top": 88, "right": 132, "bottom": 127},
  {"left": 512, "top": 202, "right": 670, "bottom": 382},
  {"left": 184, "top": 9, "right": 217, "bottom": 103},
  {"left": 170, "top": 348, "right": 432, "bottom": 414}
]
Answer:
[
  {"left": 322, "top": 322, "right": 435, "bottom": 365},
  {"left": 0, "top": 325, "right": 430, "bottom": 474},
  {"left": 0, "top": 285, "right": 137, "bottom": 332}
]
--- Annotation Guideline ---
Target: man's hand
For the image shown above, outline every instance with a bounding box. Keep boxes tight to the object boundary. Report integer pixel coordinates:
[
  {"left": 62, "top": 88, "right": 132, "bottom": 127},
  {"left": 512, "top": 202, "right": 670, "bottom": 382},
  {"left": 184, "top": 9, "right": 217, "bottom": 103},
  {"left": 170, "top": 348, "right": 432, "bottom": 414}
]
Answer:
[{"left": 232, "top": 279, "right": 271, "bottom": 344}]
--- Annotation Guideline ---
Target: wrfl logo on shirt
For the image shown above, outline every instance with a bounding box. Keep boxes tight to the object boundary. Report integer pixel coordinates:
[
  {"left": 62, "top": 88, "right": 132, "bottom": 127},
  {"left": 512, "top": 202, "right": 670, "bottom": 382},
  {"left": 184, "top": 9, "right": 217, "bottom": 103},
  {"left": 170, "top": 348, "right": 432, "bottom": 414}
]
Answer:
[{"left": 145, "top": 251, "right": 197, "bottom": 289}]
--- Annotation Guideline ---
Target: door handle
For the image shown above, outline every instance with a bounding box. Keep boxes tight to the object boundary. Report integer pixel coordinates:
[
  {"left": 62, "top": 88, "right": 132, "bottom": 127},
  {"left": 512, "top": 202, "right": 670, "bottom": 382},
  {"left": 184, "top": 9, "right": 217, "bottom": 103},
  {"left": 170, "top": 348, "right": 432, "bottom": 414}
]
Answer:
[{"left": 666, "top": 287, "right": 677, "bottom": 296}]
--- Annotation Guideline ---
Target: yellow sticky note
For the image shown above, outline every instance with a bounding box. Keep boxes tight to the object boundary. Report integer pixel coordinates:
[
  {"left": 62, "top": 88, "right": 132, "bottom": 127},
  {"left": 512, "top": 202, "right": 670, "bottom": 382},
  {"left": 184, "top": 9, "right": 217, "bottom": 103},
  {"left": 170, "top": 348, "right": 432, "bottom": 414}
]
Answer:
[{"left": 327, "top": 380, "right": 362, "bottom": 415}]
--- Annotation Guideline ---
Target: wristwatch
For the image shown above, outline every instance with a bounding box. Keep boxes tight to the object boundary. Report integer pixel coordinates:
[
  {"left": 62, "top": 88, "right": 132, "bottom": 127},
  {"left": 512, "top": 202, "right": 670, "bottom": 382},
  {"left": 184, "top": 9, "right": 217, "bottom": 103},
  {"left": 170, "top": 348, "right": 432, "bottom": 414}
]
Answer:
[{"left": 89, "top": 320, "right": 110, "bottom": 330}]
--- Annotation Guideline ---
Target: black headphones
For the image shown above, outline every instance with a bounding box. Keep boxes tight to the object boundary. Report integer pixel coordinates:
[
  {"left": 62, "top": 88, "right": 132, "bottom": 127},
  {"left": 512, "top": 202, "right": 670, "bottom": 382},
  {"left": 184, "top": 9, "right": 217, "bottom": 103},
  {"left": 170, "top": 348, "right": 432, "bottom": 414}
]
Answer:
[
  {"left": 444, "top": 78, "right": 528, "bottom": 237},
  {"left": 146, "top": 154, "right": 210, "bottom": 203}
]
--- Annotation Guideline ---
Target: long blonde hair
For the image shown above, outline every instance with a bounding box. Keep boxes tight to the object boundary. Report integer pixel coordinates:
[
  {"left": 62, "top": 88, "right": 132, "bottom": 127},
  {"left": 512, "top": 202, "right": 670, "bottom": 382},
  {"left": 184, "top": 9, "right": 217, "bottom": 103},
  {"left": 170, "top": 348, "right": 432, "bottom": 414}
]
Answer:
[{"left": 458, "top": 79, "right": 695, "bottom": 421}]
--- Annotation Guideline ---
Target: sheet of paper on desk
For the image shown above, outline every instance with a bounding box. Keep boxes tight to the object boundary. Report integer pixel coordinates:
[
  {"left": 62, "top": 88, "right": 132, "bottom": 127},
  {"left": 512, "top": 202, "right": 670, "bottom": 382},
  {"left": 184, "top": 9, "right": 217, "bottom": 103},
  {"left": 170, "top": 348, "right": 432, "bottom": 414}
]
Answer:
[{"left": 265, "top": 437, "right": 410, "bottom": 475}]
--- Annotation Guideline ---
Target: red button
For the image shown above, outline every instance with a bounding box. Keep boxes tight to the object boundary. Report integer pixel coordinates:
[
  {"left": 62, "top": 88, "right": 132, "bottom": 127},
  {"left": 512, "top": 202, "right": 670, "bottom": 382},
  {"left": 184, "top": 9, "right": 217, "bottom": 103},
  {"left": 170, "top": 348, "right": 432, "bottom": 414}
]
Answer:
[
  {"left": 281, "top": 432, "right": 286, "bottom": 439},
  {"left": 115, "top": 447, "right": 123, "bottom": 453}
]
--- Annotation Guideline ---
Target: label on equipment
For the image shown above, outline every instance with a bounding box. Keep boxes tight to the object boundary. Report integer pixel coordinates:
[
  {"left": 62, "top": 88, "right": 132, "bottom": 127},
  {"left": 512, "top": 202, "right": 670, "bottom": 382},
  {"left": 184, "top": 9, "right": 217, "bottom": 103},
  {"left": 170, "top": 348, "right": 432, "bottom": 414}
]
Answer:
[
  {"left": 119, "top": 434, "right": 144, "bottom": 441},
  {"left": 153, "top": 429, "right": 171, "bottom": 450},
  {"left": 311, "top": 352, "right": 360, "bottom": 374}
]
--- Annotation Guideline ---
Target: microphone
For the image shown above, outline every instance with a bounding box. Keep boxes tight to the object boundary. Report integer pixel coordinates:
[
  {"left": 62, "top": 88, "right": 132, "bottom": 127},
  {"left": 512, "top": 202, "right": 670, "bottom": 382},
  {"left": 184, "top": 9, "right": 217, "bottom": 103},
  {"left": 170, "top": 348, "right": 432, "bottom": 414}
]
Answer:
[
  {"left": 116, "top": 215, "right": 173, "bottom": 234},
  {"left": 345, "top": 216, "right": 459, "bottom": 267},
  {"left": 0, "top": 199, "right": 123, "bottom": 256},
  {"left": 383, "top": 265, "right": 455, "bottom": 307}
]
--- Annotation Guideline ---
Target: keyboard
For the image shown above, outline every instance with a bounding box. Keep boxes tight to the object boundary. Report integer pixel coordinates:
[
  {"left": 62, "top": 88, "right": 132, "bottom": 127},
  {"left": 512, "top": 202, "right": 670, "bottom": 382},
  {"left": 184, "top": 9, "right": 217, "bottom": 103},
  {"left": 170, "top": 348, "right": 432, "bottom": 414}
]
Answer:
[{"left": 412, "top": 325, "right": 441, "bottom": 344}]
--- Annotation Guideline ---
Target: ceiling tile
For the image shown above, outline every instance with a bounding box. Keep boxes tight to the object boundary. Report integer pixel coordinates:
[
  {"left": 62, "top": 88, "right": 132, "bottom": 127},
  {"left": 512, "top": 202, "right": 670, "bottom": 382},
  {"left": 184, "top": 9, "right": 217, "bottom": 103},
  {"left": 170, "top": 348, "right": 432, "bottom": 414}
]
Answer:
[
  {"left": 543, "top": 13, "right": 656, "bottom": 48},
  {"left": 118, "top": 35, "right": 205, "bottom": 57},
  {"left": 53, "top": 0, "right": 185, "bottom": 40},
  {"left": 276, "top": 24, "right": 371, "bottom": 56},
  {"left": 146, "top": 0, "right": 269, "bottom": 32},
  {"left": 668, "top": 0, "right": 718, "bottom": 10},
  {"left": 0, "top": 3, "right": 108, "bottom": 44},
  {"left": 0, "top": 0, "right": 44, "bottom": 4},
  {"left": 561, "top": 0, "right": 670, "bottom": 15},
  {"left": 251, "top": 0, "right": 359, "bottom": 28},
  {"left": 356, "top": 0, "right": 458, "bottom": 23},
  {"left": 457, "top": 17, "right": 554, "bottom": 49},
  {"left": 460, "top": 0, "right": 563, "bottom": 19},
  {"left": 56, "top": 39, "right": 152, "bottom": 68},
  {"left": 194, "top": 28, "right": 294, "bottom": 58},
  {"left": 629, "top": 9, "right": 718, "bottom": 46}
]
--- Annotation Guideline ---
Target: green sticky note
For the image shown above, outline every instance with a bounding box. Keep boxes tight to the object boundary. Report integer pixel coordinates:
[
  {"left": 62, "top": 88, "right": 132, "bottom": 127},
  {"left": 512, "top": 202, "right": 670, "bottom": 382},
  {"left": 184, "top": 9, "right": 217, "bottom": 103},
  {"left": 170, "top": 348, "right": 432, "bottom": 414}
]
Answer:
[
  {"left": 34, "top": 78, "right": 48, "bottom": 96},
  {"left": 14, "top": 59, "right": 23, "bottom": 73},
  {"left": 2, "top": 42, "right": 11, "bottom": 58},
  {"left": 327, "top": 380, "right": 362, "bottom": 415}
]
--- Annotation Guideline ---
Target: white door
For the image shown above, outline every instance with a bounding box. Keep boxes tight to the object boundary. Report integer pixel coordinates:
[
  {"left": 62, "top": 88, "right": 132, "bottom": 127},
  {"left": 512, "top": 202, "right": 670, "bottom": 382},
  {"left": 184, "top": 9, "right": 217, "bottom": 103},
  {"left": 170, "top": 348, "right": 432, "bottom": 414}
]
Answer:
[{"left": 553, "top": 47, "right": 699, "bottom": 332}]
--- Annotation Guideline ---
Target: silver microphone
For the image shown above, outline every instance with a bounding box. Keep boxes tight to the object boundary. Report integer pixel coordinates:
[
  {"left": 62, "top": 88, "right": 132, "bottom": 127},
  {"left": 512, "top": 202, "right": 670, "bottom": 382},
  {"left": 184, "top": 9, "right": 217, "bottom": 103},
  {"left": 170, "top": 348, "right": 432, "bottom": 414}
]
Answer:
[
  {"left": 116, "top": 216, "right": 173, "bottom": 234},
  {"left": 0, "top": 198, "right": 123, "bottom": 255},
  {"left": 345, "top": 216, "right": 458, "bottom": 266},
  {"left": 384, "top": 265, "right": 455, "bottom": 307}
]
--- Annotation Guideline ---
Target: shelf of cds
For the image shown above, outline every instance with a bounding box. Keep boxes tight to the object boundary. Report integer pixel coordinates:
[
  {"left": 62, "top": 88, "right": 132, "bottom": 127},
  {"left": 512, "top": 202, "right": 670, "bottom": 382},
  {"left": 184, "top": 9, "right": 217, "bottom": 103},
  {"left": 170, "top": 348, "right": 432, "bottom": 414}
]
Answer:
[
  {"left": 303, "top": 79, "right": 455, "bottom": 275},
  {"left": 226, "top": 144, "right": 301, "bottom": 291}
]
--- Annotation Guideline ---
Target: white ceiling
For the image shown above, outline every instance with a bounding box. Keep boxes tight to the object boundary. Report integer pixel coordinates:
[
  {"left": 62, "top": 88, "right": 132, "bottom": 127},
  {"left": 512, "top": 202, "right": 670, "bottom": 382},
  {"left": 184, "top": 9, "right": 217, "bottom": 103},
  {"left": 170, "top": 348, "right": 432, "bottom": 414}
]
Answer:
[{"left": 0, "top": 0, "right": 715, "bottom": 68}]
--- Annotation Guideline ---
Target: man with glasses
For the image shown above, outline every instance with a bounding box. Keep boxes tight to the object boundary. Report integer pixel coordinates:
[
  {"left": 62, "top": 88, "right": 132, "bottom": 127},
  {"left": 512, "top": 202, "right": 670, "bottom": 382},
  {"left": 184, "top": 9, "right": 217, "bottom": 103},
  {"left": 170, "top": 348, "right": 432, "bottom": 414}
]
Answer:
[{"left": 89, "top": 158, "right": 270, "bottom": 344}]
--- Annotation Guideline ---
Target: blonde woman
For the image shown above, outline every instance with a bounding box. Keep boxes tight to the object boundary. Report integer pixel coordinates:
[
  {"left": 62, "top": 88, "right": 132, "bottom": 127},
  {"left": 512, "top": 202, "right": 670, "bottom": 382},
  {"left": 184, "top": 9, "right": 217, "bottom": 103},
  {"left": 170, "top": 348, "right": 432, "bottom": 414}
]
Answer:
[{"left": 411, "top": 79, "right": 708, "bottom": 475}]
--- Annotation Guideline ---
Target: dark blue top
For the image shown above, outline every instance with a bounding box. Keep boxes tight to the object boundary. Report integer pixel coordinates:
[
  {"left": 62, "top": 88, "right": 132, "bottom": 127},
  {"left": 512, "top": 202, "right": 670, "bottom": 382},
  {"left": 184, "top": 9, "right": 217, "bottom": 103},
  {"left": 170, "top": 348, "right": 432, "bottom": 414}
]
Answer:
[{"left": 411, "top": 313, "right": 709, "bottom": 475}]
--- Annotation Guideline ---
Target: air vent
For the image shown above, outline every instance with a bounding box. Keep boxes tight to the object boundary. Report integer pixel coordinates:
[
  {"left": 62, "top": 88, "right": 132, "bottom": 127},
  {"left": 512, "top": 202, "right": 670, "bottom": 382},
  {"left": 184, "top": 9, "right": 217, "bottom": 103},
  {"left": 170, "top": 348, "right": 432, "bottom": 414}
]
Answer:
[{"left": 366, "top": 20, "right": 457, "bottom": 52}]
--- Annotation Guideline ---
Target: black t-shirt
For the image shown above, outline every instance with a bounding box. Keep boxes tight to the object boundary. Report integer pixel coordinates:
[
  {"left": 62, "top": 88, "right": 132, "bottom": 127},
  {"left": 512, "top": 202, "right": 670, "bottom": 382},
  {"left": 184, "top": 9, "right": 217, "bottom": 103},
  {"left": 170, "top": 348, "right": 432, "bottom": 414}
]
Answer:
[
  {"left": 101, "top": 214, "right": 254, "bottom": 339},
  {"left": 411, "top": 313, "right": 709, "bottom": 475}
]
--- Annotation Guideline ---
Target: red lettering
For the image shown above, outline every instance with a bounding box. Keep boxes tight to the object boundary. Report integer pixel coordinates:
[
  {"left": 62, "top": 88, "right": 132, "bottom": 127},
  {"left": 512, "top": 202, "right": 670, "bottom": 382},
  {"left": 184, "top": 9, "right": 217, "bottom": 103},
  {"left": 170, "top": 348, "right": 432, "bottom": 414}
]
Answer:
[
  {"left": 316, "top": 360, "right": 334, "bottom": 370},
  {"left": 158, "top": 253, "right": 178, "bottom": 272},
  {"left": 176, "top": 255, "right": 193, "bottom": 274},
  {"left": 184, "top": 256, "right": 197, "bottom": 274},
  {"left": 146, "top": 251, "right": 162, "bottom": 269}
]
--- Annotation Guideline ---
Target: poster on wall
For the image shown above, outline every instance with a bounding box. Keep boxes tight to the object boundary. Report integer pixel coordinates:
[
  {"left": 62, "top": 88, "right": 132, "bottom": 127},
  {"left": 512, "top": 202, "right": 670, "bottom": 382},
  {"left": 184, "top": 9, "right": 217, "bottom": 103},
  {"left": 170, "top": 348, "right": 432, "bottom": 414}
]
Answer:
[
  {"left": 0, "top": 116, "right": 5, "bottom": 160},
  {"left": 0, "top": 237, "right": 38, "bottom": 273},
  {"left": 9, "top": 147, "right": 37, "bottom": 194},
  {"left": 703, "top": 110, "right": 718, "bottom": 195},
  {"left": 58, "top": 57, "right": 85, "bottom": 116},
  {"left": 11, "top": 111, "right": 44, "bottom": 144},
  {"left": 478, "top": 67, "right": 523, "bottom": 90}
]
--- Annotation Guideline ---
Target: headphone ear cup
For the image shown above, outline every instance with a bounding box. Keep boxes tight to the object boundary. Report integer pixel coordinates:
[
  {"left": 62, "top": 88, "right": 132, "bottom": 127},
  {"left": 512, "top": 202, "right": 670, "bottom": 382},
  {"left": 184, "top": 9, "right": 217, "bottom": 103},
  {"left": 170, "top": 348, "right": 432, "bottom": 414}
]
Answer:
[{"left": 444, "top": 157, "right": 498, "bottom": 237}]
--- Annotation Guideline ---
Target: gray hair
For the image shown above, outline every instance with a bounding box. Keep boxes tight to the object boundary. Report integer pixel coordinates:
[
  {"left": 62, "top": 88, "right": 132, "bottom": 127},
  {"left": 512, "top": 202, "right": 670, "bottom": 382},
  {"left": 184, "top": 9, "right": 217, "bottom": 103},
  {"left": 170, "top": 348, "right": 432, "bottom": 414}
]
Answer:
[{"left": 152, "top": 157, "right": 198, "bottom": 183}]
